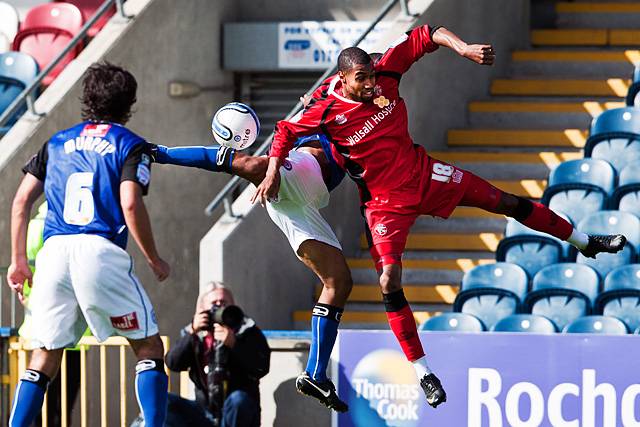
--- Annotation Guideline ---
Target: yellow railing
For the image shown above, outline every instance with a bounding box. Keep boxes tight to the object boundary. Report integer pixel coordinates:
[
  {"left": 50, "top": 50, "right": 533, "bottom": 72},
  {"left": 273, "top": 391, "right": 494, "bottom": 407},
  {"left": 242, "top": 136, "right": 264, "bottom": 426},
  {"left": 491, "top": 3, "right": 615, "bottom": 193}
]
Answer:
[{"left": 7, "top": 335, "right": 191, "bottom": 427}]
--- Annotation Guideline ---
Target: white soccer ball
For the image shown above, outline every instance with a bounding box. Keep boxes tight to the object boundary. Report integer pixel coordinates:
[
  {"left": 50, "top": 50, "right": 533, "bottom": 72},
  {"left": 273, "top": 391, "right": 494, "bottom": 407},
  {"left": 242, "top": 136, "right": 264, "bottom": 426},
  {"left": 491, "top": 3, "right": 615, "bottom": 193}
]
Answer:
[{"left": 211, "top": 102, "right": 260, "bottom": 150}]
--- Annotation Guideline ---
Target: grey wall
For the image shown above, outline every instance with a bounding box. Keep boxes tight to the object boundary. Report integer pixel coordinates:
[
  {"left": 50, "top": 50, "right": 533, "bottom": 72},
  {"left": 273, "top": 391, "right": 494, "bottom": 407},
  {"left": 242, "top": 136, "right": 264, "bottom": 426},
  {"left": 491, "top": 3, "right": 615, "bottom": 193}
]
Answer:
[{"left": 0, "top": 0, "right": 239, "bottom": 336}]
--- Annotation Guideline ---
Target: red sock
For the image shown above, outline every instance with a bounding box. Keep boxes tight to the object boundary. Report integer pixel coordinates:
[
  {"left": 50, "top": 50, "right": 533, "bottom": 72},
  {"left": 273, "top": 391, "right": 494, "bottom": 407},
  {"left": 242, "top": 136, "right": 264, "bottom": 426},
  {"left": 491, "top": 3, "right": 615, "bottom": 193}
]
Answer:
[
  {"left": 386, "top": 305, "right": 425, "bottom": 362},
  {"left": 520, "top": 201, "right": 573, "bottom": 241}
]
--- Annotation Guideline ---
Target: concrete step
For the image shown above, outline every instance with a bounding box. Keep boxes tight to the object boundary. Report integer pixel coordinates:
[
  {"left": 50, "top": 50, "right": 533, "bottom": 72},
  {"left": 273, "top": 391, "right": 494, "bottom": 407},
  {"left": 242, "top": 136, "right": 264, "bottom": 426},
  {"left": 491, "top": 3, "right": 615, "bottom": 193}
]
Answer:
[
  {"left": 314, "top": 283, "right": 459, "bottom": 304},
  {"left": 448, "top": 129, "right": 588, "bottom": 148},
  {"left": 411, "top": 215, "right": 507, "bottom": 234},
  {"left": 468, "top": 100, "right": 624, "bottom": 129},
  {"left": 430, "top": 150, "right": 581, "bottom": 166},
  {"left": 491, "top": 78, "right": 630, "bottom": 97},
  {"left": 358, "top": 232, "right": 504, "bottom": 252},
  {"left": 509, "top": 50, "right": 639, "bottom": 78},
  {"left": 293, "top": 309, "right": 439, "bottom": 329},
  {"left": 556, "top": 2, "right": 640, "bottom": 29},
  {"left": 531, "top": 29, "right": 640, "bottom": 46}
]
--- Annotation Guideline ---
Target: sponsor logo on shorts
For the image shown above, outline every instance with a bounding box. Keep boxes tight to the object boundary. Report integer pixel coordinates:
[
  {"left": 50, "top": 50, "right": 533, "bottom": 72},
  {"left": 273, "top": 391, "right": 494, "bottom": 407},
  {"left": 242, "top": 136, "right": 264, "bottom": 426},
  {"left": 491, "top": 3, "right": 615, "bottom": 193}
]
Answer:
[
  {"left": 151, "top": 309, "right": 157, "bottom": 325},
  {"left": 283, "top": 160, "right": 293, "bottom": 171},
  {"left": 110, "top": 312, "right": 140, "bottom": 331},
  {"left": 374, "top": 223, "right": 388, "bottom": 236},
  {"left": 452, "top": 170, "right": 463, "bottom": 184},
  {"left": 335, "top": 114, "right": 347, "bottom": 125}
]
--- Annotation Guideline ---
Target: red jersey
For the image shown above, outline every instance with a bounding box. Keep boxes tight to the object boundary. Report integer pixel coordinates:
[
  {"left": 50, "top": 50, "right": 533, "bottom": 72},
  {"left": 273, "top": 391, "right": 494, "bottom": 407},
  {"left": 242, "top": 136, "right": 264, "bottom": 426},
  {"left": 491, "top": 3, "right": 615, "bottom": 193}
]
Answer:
[{"left": 270, "top": 25, "right": 439, "bottom": 202}]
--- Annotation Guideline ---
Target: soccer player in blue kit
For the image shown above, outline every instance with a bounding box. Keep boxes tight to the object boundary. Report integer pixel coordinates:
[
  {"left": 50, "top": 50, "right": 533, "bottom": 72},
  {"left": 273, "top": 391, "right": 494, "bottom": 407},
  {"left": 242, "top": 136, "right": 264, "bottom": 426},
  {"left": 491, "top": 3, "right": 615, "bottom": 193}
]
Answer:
[{"left": 6, "top": 63, "right": 170, "bottom": 427}]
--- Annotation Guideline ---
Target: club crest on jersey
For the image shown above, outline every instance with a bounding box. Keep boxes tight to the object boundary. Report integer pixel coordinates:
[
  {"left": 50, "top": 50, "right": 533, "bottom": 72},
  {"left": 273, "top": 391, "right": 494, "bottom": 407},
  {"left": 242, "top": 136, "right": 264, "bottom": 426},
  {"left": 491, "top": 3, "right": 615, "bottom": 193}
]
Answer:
[
  {"left": 334, "top": 114, "right": 347, "bottom": 125},
  {"left": 110, "top": 312, "right": 140, "bottom": 331},
  {"left": 373, "top": 96, "right": 390, "bottom": 109},
  {"left": 374, "top": 223, "right": 388, "bottom": 236},
  {"left": 374, "top": 85, "right": 382, "bottom": 96}
]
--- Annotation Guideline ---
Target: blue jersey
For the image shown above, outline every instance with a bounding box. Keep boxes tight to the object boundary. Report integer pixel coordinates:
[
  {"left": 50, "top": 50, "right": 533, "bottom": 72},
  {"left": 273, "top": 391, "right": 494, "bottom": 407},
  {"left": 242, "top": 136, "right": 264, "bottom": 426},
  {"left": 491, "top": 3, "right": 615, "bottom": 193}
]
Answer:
[
  {"left": 23, "top": 122, "right": 151, "bottom": 249},
  {"left": 293, "top": 134, "right": 345, "bottom": 192}
]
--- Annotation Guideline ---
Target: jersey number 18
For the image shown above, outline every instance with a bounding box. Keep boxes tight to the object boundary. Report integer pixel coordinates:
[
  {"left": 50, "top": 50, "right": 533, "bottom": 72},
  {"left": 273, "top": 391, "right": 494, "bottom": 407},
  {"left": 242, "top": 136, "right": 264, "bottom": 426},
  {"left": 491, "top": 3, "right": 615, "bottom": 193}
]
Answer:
[{"left": 63, "top": 172, "right": 95, "bottom": 226}]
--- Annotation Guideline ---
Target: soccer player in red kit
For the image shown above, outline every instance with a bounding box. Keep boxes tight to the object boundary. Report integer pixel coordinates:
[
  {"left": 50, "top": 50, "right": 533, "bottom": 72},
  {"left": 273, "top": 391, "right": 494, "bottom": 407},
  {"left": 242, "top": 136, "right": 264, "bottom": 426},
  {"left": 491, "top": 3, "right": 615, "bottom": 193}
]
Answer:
[{"left": 253, "top": 25, "right": 626, "bottom": 408}]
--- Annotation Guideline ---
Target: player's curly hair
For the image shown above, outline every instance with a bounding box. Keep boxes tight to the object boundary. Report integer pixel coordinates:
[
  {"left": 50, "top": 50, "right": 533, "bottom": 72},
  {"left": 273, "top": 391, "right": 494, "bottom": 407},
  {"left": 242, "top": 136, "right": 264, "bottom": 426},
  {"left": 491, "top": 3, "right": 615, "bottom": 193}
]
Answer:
[
  {"left": 338, "top": 47, "right": 372, "bottom": 72},
  {"left": 81, "top": 62, "right": 137, "bottom": 124}
]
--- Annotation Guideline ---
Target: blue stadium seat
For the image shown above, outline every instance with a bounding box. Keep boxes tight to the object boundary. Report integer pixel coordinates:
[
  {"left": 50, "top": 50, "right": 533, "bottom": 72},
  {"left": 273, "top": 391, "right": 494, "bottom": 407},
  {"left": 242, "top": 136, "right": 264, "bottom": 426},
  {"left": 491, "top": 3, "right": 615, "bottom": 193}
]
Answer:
[
  {"left": 584, "top": 107, "right": 640, "bottom": 174},
  {"left": 611, "top": 163, "right": 640, "bottom": 216},
  {"left": 626, "top": 65, "right": 640, "bottom": 107},
  {"left": 595, "top": 265, "right": 640, "bottom": 332},
  {"left": 576, "top": 211, "right": 640, "bottom": 278},
  {"left": 541, "top": 159, "right": 615, "bottom": 226},
  {"left": 453, "top": 262, "right": 528, "bottom": 330},
  {"left": 419, "top": 312, "right": 485, "bottom": 332},
  {"left": 524, "top": 263, "right": 599, "bottom": 331},
  {"left": 563, "top": 315, "right": 628, "bottom": 334},
  {"left": 0, "top": 52, "right": 39, "bottom": 133},
  {"left": 495, "top": 217, "right": 570, "bottom": 278},
  {"left": 492, "top": 314, "right": 557, "bottom": 333}
]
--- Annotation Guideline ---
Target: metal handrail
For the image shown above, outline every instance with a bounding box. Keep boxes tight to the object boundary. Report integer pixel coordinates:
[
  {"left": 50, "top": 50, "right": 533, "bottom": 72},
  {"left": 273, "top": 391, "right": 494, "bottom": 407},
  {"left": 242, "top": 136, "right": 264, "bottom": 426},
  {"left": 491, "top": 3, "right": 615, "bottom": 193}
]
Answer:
[
  {"left": 204, "top": 0, "right": 403, "bottom": 216},
  {"left": 0, "top": 0, "right": 129, "bottom": 128}
]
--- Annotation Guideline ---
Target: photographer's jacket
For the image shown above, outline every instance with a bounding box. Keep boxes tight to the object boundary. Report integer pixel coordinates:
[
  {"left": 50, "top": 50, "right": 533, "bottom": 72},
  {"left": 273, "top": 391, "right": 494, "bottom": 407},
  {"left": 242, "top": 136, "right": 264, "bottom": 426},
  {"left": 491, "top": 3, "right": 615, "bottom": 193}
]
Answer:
[{"left": 166, "top": 317, "right": 271, "bottom": 407}]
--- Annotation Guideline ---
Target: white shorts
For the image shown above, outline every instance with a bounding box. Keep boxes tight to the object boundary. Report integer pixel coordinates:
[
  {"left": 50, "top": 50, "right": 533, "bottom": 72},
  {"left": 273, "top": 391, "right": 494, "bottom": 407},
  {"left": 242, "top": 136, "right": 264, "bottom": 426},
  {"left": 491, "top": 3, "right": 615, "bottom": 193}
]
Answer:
[
  {"left": 266, "top": 150, "right": 341, "bottom": 254},
  {"left": 28, "top": 234, "right": 158, "bottom": 349}
]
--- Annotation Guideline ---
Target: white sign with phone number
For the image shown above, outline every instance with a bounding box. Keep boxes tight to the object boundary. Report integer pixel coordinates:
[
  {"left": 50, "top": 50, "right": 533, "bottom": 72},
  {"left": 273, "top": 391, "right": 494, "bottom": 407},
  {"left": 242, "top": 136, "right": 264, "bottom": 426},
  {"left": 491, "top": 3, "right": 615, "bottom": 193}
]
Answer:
[{"left": 278, "top": 21, "right": 392, "bottom": 69}]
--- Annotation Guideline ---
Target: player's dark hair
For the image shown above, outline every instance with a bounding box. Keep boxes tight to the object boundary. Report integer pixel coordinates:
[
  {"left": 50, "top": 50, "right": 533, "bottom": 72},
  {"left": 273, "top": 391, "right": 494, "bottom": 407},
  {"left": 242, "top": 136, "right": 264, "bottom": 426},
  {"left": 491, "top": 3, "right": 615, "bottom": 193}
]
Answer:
[
  {"left": 338, "top": 47, "right": 372, "bottom": 72},
  {"left": 81, "top": 62, "right": 137, "bottom": 124},
  {"left": 369, "top": 52, "right": 384, "bottom": 64}
]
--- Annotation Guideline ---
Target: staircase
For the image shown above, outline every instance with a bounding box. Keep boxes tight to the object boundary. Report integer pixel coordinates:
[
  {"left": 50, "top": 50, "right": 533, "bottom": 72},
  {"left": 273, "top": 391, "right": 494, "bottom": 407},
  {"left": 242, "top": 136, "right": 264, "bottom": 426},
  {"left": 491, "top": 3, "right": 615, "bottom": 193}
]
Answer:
[{"left": 294, "top": 1, "right": 640, "bottom": 329}]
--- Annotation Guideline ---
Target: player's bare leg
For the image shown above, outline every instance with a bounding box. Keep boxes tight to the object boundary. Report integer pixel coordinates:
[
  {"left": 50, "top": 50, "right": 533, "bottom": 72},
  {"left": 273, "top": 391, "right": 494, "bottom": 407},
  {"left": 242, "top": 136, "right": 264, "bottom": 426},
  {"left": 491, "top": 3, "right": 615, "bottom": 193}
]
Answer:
[
  {"left": 459, "top": 174, "right": 626, "bottom": 258},
  {"left": 127, "top": 334, "right": 168, "bottom": 427},
  {"left": 295, "top": 240, "right": 351, "bottom": 412},
  {"left": 26, "top": 348, "right": 64, "bottom": 379}
]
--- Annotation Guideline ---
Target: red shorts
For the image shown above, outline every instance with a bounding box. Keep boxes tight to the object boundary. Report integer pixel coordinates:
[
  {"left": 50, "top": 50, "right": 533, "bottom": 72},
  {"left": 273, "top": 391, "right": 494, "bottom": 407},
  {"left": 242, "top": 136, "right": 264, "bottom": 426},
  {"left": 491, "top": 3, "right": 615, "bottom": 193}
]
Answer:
[{"left": 364, "top": 149, "right": 472, "bottom": 270}]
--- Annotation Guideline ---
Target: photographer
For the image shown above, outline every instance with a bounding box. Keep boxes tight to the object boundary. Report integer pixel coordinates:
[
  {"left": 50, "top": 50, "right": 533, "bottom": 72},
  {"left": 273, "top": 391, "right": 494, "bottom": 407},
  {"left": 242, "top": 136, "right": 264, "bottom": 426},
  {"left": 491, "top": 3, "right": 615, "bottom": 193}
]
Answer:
[{"left": 165, "top": 283, "right": 270, "bottom": 427}]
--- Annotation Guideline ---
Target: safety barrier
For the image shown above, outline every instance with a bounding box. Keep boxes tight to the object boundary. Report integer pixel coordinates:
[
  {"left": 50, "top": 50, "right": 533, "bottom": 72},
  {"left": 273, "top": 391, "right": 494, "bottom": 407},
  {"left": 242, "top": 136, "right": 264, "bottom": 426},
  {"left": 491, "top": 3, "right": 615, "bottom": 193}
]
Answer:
[{"left": 4, "top": 335, "right": 190, "bottom": 427}]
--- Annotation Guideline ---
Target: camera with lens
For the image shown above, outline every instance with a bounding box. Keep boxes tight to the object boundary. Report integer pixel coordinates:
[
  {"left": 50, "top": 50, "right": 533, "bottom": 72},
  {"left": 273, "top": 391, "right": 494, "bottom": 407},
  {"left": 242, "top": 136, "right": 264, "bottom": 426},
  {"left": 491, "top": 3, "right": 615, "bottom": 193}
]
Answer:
[
  {"left": 207, "top": 304, "right": 244, "bottom": 330},
  {"left": 206, "top": 304, "right": 245, "bottom": 425}
]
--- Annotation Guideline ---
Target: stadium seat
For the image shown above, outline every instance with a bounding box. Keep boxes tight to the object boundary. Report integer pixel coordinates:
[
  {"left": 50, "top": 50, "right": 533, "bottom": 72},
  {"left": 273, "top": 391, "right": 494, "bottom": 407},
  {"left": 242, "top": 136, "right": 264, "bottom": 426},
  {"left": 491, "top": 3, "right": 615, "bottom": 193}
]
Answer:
[
  {"left": 55, "top": 0, "right": 116, "bottom": 38},
  {"left": 495, "top": 217, "right": 569, "bottom": 278},
  {"left": 0, "top": 52, "right": 39, "bottom": 133},
  {"left": 453, "top": 262, "right": 528, "bottom": 330},
  {"left": 611, "top": 163, "right": 640, "bottom": 215},
  {"left": 626, "top": 65, "right": 640, "bottom": 107},
  {"left": 595, "top": 265, "right": 640, "bottom": 332},
  {"left": 584, "top": 107, "right": 640, "bottom": 174},
  {"left": 12, "top": 3, "right": 84, "bottom": 86},
  {"left": 492, "top": 314, "right": 557, "bottom": 333},
  {"left": 419, "top": 312, "right": 485, "bottom": 332},
  {"left": 0, "top": 2, "right": 19, "bottom": 48},
  {"left": 563, "top": 315, "right": 628, "bottom": 334},
  {"left": 524, "top": 263, "right": 599, "bottom": 331},
  {"left": 541, "top": 159, "right": 615, "bottom": 226},
  {"left": 576, "top": 211, "right": 640, "bottom": 278}
]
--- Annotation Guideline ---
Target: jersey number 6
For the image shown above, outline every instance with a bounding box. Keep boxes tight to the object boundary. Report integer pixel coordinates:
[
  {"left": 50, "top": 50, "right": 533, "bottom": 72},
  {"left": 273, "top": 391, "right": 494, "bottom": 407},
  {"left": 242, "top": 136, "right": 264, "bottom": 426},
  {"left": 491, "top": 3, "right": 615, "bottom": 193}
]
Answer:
[
  {"left": 63, "top": 172, "right": 95, "bottom": 226},
  {"left": 432, "top": 163, "right": 454, "bottom": 183}
]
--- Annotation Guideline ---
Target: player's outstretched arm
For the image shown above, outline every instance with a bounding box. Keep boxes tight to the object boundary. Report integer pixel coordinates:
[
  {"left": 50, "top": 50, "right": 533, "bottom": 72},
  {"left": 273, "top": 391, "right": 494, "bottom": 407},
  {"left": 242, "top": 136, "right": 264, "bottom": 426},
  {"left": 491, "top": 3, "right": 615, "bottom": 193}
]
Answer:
[
  {"left": 7, "top": 174, "right": 44, "bottom": 302},
  {"left": 120, "top": 181, "right": 170, "bottom": 282},
  {"left": 432, "top": 27, "right": 495, "bottom": 65}
]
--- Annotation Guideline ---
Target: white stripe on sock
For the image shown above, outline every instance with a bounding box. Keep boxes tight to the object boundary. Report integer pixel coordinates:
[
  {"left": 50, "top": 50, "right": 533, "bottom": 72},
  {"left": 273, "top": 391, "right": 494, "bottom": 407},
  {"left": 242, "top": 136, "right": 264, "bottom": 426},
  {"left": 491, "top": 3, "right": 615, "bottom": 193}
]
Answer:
[
  {"left": 8, "top": 381, "right": 23, "bottom": 426},
  {"left": 312, "top": 316, "right": 321, "bottom": 379}
]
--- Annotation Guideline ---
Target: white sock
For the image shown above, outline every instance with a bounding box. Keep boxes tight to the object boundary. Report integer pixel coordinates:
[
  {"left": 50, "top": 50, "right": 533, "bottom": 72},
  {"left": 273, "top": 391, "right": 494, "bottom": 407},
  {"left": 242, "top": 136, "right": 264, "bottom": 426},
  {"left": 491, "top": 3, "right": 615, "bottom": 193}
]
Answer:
[
  {"left": 412, "top": 356, "right": 433, "bottom": 379},
  {"left": 567, "top": 229, "right": 589, "bottom": 250}
]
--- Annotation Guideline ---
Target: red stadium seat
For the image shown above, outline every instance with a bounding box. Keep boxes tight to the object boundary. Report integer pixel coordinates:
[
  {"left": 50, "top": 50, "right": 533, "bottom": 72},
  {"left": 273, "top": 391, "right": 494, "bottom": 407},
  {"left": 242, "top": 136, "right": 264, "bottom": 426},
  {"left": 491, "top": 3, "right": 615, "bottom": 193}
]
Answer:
[
  {"left": 55, "top": 0, "right": 116, "bottom": 38},
  {"left": 12, "top": 3, "right": 84, "bottom": 85}
]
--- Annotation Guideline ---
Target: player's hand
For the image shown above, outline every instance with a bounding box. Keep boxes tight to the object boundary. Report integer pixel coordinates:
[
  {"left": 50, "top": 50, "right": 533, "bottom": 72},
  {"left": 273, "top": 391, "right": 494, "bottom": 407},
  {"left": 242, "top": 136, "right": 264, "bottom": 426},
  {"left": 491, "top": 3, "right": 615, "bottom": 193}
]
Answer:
[
  {"left": 192, "top": 310, "right": 211, "bottom": 333},
  {"left": 7, "top": 259, "right": 32, "bottom": 305},
  {"left": 463, "top": 44, "right": 495, "bottom": 65},
  {"left": 300, "top": 94, "right": 312, "bottom": 108},
  {"left": 251, "top": 170, "right": 281, "bottom": 207},
  {"left": 214, "top": 323, "right": 236, "bottom": 348},
  {"left": 148, "top": 256, "right": 170, "bottom": 282}
]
